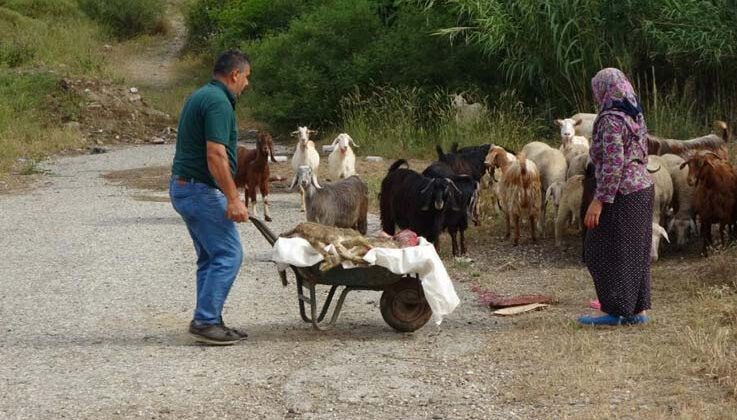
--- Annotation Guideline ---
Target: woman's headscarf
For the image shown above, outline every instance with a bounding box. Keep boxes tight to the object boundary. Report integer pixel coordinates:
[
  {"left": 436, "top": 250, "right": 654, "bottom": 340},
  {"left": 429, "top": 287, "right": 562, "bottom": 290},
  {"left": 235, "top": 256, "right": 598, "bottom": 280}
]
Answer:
[{"left": 591, "top": 67, "right": 646, "bottom": 136}]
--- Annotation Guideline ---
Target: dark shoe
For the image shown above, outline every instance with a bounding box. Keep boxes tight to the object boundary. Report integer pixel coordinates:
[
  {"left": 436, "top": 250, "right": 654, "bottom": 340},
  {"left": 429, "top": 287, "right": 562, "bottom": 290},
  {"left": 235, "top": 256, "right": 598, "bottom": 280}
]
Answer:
[
  {"left": 188, "top": 321, "right": 240, "bottom": 345},
  {"left": 218, "top": 317, "right": 248, "bottom": 340}
]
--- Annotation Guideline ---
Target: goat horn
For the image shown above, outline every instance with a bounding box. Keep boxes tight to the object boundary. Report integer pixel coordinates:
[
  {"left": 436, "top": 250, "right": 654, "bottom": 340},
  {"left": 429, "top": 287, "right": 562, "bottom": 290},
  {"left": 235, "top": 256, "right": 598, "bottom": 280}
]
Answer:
[
  {"left": 647, "top": 163, "right": 662, "bottom": 174},
  {"left": 311, "top": 173, "right": 322, "bottom": 189},
  {"left": 420, "top": 178, "right": 435, "bottom": 194},
  {"left": 446, "top": 178, "right": 462, "bottom": 195},
  {"left": 702, "top": 151, "right": 723, "bottom": 159}
]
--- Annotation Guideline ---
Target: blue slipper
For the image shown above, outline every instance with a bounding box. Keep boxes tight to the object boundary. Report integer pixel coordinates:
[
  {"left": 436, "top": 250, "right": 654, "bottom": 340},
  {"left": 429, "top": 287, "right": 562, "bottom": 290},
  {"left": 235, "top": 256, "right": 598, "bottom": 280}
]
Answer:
[
  {"left": 577, "top": 314, "right": 623, "bottom": 326},
  {"left": 622, "top": 314, "right": 650, "bottom": 325}
]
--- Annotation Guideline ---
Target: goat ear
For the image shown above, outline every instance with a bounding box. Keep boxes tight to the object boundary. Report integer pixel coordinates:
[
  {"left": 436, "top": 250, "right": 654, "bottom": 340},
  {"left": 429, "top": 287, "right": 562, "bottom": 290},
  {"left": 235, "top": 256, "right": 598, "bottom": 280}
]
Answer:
[
  {"left": 290, "top": 130, "right": 299, "bottom": 137},
  {"left": 269, "top": 144, "right": 277, "bottom": 163},
  {"left": 311, "top": 173, "right": 322, "bottom": 189},
  {"left": 574, "top": 118, "right": 582, "bottom": 126},
  {"left": 679, "top": 161, "right": 689, "bottom": 170},
  {"left": 419, "top": 190, "right": 432, "bottom": 211},
  {"left": 554, "top": 119, "right": 563, "bottom": 127},
  {"left": 308, "top": 129, "right": 319, "bottom": 136},
  {"left": 348, "top": 136, "right": 359, "bottom": 148},
  {"left": 288, "top": 175, "right": 298, "bottom": 191},
  {"left": 330, "top": 136, "right": 341, "bottom": 148}
]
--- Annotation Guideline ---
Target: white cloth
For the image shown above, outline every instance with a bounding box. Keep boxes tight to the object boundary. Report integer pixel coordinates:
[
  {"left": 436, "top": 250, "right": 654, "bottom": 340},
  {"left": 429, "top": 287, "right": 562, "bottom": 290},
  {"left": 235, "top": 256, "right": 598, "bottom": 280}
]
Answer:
[{"left": 271, "top": 237, "right": 460, "bottom": 325}]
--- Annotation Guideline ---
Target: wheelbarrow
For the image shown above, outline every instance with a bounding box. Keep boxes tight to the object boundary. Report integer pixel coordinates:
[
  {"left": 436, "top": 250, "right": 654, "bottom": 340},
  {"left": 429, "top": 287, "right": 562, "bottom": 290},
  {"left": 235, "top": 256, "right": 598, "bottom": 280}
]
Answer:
[{"left": 249, "top": 217, "right": 432, "bottom": 332}]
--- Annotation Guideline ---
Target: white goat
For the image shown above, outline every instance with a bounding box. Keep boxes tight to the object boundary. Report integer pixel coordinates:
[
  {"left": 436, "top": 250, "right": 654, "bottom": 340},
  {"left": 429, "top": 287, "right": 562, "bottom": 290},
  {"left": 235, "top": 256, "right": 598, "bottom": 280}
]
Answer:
[
  {"left": 556, "top": 118, "right": 591, "bottom": 153},
  {"left": 450, "top": 93, "right": 484, "bottom": 124},
  {"left": 291, "top": 126, "right": 320, "bottom": 212},
  {"left": 661, "top": 153, "right": 697, "bottom": 248},
  {"left": 327, "top": 133, "right": 358, "bottom": 181}
]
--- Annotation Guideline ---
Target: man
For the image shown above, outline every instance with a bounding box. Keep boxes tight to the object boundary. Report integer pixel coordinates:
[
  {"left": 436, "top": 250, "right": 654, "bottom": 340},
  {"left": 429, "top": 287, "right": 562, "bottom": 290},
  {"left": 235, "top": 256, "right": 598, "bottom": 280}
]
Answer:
[{"left": 169, "top": 50, "right": 251, "bottom": 345}]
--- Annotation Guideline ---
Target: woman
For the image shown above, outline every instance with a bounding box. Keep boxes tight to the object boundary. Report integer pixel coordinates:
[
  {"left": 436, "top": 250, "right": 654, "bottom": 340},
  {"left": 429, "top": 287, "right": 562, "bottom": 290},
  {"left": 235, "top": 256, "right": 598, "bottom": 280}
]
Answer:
[{"left": 578, "top": 68, "right": 654, "bottom": 326}]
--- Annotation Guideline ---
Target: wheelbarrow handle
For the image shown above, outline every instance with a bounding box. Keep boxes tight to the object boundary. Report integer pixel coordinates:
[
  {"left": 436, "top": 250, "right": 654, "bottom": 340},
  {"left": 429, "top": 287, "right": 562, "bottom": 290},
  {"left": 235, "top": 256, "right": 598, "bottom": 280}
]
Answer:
[{"left": 249, "top": 216, "right": 278, "bottom": 246}]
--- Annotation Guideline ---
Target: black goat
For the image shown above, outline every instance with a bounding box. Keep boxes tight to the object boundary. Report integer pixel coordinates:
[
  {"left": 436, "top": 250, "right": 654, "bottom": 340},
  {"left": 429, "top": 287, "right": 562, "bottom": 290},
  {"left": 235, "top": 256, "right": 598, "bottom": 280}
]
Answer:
[
  {"left": 436, "top": 144, "right": 488, "bottom": 181},
  {"left": 422, "top": 161, "right": 478, "bottom": 256},
  {"left": 380, "top": 159, "right": 462, "bottom": 245}
]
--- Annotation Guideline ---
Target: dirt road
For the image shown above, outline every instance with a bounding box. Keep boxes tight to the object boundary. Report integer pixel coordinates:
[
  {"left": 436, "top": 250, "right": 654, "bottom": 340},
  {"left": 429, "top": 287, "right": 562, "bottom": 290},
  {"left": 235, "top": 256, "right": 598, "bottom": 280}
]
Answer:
[{"left": 0, "top": 145, "right": 531, "bottom": 419}]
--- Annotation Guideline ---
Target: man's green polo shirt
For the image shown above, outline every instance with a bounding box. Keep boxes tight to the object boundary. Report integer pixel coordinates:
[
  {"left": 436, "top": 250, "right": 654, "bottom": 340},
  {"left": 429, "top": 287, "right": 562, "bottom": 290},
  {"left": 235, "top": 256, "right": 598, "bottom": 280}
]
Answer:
[{"left": 171, "top": 79, "right": 238, "bottom": 189}]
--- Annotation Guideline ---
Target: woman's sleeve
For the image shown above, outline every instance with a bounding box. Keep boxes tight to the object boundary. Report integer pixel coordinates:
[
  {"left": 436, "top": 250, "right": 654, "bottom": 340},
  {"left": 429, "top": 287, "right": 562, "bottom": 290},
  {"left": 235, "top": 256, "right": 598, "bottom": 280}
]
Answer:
[{"left": 593, "top": 116, "right": 626, "bottom": 204}]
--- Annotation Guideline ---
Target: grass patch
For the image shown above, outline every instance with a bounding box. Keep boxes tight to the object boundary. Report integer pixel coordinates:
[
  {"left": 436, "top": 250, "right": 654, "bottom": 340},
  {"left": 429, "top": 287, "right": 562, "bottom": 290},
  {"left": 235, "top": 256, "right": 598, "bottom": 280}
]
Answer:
[
  {"left": 446, "top": 207, "right": 737, "bottom": 416},
  {"left": 0, "top": 71, "right": 87, "bottom": 173},
  {"left": 77, "top": 0, "right": 167, "bottom": 40}
]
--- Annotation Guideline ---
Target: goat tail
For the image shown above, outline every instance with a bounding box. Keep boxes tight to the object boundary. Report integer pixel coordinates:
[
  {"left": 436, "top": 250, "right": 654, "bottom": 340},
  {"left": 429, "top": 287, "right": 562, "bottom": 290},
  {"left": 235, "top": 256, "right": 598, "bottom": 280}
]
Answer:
[
  {"left": 436, "top": 145, "right": 445, "bottom": 160},
  {"left": 517, "top": 152, "right": 527, "bottom": 176},
  {"left": 714, "top": 120, "right": 730, "bottom": 142},
  {"left": 388, "top": 159, "right": 409, "bottom": 173}
]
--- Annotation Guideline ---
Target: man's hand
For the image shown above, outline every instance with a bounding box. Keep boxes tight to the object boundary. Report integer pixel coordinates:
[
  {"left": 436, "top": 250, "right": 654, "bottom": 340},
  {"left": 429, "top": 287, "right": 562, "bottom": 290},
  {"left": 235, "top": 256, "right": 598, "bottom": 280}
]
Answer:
[
  {"left": 584, "top": 199, "right": 603, "bottom": 229},
  {"left": 227, "top": 198, "right": 249, "bottom": 222}
]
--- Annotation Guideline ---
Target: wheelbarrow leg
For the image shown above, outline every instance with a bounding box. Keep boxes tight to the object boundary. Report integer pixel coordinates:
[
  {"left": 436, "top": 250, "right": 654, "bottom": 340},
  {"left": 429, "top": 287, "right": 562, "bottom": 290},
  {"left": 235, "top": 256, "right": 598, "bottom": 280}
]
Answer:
[
  {"left": 296, "top": 277, "right": 339, "bottom": 323},
  {"left": 308, "top": 286, "right": 353, "bottom": 331}
]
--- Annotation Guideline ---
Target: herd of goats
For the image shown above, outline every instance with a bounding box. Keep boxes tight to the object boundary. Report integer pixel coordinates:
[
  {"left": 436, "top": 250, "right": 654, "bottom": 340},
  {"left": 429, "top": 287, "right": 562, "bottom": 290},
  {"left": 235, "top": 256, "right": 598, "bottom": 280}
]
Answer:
[{"left": 233, "top": 114, "right": 737, "bottom": 263}]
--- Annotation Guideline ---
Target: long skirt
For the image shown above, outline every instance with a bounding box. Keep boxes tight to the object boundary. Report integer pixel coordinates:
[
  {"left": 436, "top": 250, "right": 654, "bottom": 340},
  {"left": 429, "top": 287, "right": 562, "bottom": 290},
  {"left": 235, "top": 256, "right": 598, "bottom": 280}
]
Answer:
[{"left": 584, "top": 186, "right": 654, "bottom": 317}]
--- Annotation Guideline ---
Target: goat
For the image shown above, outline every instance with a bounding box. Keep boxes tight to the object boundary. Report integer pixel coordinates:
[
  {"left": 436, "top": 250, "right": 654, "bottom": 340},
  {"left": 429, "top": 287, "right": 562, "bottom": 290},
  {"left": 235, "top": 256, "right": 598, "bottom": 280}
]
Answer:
[
  {"left": 661, "top": 153, "right": 697, "bottom": 248},
  {"left": 327, "top": 133, "right": 358, "bottom": 181},
  {"left": 487, "top": 147, "right": 541, "bottom": 245},
  {"left": 291, "top": 126, "right": 321, "bottom": 212},
  {"left": 422, "top": 161, "right": 479, "bottom": 257},
  {"left": 289, "top": 166, "right": 368, "bottom": 234},
  {"left": 437, "top": 143, "right": 493, "bottom": 226},
  {"left": 380, "top": 160, "right": 462, "bottom": 245},
  {"left": 450, "top": 93, "right": 485, "bottom": 124},
  {"left": 647, "top": 121, "right": 730, "bottom": 160},
  {"left": 234, "top": 131, "right": 277, "bottom": 221},
  {"left": 680, "top": 152, "right": 737, "bottom": 255},
  {"left": 553, "top": 175, "right": 583, "bottom": 248},
  {"left": 555, "top": 118, "right": 591, "bottom": 153}
]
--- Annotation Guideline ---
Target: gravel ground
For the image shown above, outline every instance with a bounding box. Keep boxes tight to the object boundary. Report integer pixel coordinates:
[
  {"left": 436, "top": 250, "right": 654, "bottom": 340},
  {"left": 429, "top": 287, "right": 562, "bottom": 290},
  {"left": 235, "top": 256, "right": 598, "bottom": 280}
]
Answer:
[{"left": 0, "top": 145, "right": 529, "bottom": 419}]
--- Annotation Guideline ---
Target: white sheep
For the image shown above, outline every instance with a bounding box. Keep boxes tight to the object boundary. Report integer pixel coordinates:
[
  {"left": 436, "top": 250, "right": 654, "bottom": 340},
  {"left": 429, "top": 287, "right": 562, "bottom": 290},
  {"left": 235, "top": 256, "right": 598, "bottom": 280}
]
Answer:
[
  {"left": 450, "top": 93, "right": 485, "bottom": 124},
  {"left": 327, "top": 133, "right": 358, "bottom": 181},
  {"left": 556, "top": 113, "right": 597, "bottom": 140},
  {"left": 520, "top": 141, "right": 567, "bottom": 235},
  {"left": 661, "top": 153, "right": 697, "bottom": 248},
  {"left": 553, "top": 175, "right": 584, "bottom": 248},
  {"left": 648, "top": 155, "right": 674, "bottom": 261},
  {"left": 566, "top": 153, "right": 590, "bottom": 179},
  {"left": 291, "top": 126, "right": 320, "bottom": 212}
]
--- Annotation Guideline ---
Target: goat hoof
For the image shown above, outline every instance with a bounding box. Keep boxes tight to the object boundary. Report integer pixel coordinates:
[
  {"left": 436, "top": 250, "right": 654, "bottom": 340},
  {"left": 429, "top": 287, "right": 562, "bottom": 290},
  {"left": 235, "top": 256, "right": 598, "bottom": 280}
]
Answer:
[{"left": 265, "top": 216, "right": 272, "bottom": 222}]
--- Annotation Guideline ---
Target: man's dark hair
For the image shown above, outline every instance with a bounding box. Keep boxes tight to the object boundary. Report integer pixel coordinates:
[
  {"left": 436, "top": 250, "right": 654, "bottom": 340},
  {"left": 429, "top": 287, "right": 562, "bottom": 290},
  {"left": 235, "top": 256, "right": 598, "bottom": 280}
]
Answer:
[{"left": 213, "top": 50, "right": 250, "bottom": 76}]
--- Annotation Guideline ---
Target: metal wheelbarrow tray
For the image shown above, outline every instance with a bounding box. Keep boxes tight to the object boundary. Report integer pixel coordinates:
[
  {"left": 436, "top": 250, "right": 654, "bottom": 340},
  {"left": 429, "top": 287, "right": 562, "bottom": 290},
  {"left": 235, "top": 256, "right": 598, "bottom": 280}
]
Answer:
[{"left": 250, "top": 217, "right": 432, "bottom": 332}]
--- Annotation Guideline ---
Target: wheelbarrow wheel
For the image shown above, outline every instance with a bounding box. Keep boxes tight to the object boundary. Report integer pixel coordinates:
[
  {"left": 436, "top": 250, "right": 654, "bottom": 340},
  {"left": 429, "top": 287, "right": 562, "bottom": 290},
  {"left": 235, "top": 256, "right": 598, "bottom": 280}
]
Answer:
[{"left": 380, "top": 277, "right": 432, "bottom": 332}]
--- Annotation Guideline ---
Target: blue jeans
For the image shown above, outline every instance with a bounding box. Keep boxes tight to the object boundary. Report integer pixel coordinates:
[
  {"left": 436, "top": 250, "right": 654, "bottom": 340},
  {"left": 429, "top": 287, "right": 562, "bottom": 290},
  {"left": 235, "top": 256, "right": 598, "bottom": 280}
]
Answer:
[{"left": 169, "top": 177, "right": 244, "bottom": 325}]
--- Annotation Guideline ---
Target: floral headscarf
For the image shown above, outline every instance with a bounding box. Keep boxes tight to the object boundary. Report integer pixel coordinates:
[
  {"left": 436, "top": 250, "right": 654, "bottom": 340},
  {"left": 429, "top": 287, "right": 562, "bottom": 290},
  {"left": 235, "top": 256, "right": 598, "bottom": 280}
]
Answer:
[{"left": 591, "top": 67, "right": 646, "bottom": 136}]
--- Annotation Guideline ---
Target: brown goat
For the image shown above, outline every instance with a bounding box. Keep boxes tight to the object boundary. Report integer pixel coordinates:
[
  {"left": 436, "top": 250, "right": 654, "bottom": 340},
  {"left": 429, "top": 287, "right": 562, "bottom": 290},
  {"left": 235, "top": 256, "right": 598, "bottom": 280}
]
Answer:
[
  {"left": 648, "top": 121, "right": 730, "bottom": 160},
  {"left": 680, "top": 151, "right": 737, "bottom": 254},
  {"left": 492, "top": 150, "right": 542, "bottom": 245},
  {"left": 234, "top": 132, "right": 277, "bottom": 221}
]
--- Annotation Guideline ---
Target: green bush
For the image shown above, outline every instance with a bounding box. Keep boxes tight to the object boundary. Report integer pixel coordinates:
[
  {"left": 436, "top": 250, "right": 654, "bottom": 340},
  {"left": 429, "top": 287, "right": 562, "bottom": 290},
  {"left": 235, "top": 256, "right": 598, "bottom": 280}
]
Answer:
[
  {"left": 244, "top": 0, "right": 383, "bottom": 128},
  {"left": 0, "top": 0, "right": 80, "bottom": 19},
  {"left": 78, "top": 0, "right": 165, "bottom": 39},
  {"left": 184, "top": 0, "right": 227, "bottom": 50}
]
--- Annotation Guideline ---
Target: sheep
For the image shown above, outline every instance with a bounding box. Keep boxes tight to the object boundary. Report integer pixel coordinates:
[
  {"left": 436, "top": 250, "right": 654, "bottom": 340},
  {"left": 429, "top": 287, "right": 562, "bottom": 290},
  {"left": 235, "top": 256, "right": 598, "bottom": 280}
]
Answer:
[
  {"left": 380, "top": 159, "right": 462, "bottom": 245},
  {"left": 647, "top": 121, "right": 730, "bottom": 160},
  {"left": 486, "top": 147, "right": 542, "bottom": 245},
  {"left": 327, "top": 133, "right": 358, "bottom": 181},
  {"left": 234, "top": 131, "right": 277, "bottom": 221},
  {"left": 563, "top": 143, "right": 589, "bottom": 164},
  {"left": 553, "top": 175, "right": 583, "bottom": 247},
  {"left": 566, "top": 153, "right": 590, "bottom": 179},
  {"left": 661, "top": 153, "right": 697, "bottom": 248},
  {"left": 422, "top": 161, "right": 479, "bottom": 256},
  {"left": 291, "top": 126, "right": 321, "bottom": 212},
  {"left": 289, "top": 165, "right": 368, "bottom": 234},
  {"left": 555, "top": 118, "right": 591, "bottom": 152},
  {"left": 648, "top": 155, "right": 674, "bottom": 261},
  {"left": 520, "top": 141, "right": 550, "bottom": 162},
  {"left": 450, "top": 93, "right": 485, "bottom": 124},
  {"left": 556, "top": 113, "right": 597, "bottom": 140},
  {"left": 520, "top": 141, "right": 567, "bottom": 234},
  {"left": 680, "top": 151, "right": 737, "bottom": 255},
  {"left": 545, "top": 180, "right": 565, "bottom": 221}
]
